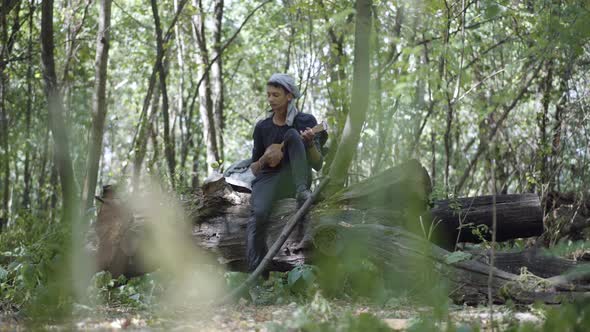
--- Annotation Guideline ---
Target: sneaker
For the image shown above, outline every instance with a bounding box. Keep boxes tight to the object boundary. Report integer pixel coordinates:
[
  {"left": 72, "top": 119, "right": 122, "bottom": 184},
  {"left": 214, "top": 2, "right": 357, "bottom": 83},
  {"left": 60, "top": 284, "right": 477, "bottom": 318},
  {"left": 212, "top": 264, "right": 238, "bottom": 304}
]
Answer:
[{"left": 296, "top": 189, "right": 312, "bottom": 208}]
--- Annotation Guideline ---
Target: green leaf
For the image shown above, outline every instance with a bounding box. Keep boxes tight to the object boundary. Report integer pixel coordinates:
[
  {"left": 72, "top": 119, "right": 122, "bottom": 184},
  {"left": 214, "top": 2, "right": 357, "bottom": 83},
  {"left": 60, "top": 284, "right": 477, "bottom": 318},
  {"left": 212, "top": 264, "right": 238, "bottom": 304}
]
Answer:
[
  {"left": 328, "top": 8, "right": 355, "bottom": 28},
  {"left": 0, "top": 266, "right": 8, "bottom": 281},
  {"left": 287, "top": 265, "right": 305, "bottom": 286},
  {"left": 225, "top": 271, "right": 248, "bottom": 290},
  {"left": 484, "top": 2, "right": 501, "bottom": 20}
]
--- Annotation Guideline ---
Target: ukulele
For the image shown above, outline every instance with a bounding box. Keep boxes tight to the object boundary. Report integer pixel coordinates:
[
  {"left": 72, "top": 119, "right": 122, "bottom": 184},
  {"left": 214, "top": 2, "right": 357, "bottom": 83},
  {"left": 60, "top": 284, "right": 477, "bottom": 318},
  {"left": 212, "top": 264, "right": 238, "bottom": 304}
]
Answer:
[{"left": 266, "top": 120, "right": 328, "bottom": 167}]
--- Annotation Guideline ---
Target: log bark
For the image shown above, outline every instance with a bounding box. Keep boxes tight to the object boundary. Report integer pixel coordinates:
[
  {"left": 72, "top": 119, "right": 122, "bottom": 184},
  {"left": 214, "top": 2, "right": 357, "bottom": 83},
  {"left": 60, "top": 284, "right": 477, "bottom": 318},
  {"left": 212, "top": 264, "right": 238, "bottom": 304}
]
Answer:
[
  {"left": 429, "top": 194, "right": 544, "bottom": 249},
  {"left": 469, "top": 247, "right": 578, "bottom": 278}
]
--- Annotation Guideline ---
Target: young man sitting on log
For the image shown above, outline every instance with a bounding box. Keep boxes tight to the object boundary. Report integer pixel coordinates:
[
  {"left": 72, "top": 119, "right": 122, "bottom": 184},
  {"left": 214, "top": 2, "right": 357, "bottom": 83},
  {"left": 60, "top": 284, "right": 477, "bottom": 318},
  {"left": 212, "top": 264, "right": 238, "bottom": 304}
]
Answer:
[{"left": 247, "top": 73, "right": 326, "bottom": 275}]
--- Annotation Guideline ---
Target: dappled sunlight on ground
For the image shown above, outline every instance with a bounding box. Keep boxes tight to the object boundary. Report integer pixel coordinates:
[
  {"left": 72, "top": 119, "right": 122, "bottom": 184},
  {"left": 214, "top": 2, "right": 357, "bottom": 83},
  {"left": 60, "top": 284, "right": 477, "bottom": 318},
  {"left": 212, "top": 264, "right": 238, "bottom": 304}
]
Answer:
[{"left": 1, "top": 300, "right": 545, "bottom": 331}]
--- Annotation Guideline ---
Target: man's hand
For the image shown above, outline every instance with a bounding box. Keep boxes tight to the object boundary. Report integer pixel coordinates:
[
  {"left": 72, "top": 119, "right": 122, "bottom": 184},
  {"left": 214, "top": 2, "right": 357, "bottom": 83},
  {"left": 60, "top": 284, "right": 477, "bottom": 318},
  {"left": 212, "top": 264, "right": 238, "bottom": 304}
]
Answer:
[
  {"left": 300, "top": 127, "right": 315, "bottom": 147},
  {"left": 263, "top": 143, "right": 283, "bottom": 168}
]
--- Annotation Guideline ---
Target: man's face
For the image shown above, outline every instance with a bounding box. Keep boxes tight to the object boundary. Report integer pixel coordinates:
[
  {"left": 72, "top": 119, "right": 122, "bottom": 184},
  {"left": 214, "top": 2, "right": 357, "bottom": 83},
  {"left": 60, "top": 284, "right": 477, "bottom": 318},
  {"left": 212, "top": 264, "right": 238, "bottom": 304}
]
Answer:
[{"left": 267, "top": 85, "right": 292, "bottom": 112}]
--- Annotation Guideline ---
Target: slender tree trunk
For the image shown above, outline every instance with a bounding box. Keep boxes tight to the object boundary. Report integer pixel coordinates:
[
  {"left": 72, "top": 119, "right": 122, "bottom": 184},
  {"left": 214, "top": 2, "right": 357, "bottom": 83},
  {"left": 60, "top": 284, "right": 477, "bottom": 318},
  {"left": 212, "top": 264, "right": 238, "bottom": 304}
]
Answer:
[
  {"left": 130, "top": 0, "right": 187, "bottom": 189},
  {"left": 211, "top": 0, "right": 224, "bottom": 164},
  {"left": 192, "top": 0, "right": 219, "bottom": 175},
  {"left": 174, "top": 0, "right": 189, "bottom": 186},
  {"left": 370, "top": 6, "right": 384, "bottom": 175},
  {"left": 150, "top": 0, "right": 176, "bottom": 188},
  {"left": 22, "top": 0, "right": 36, "bottom": 210},
  {"left": 1, "top": 0, "right": 24, "bottom": 221},
  {"left": 0, "top": 1, "right": 10, "bottom": 227},
  {"left": 38, "top": 125, "right": 50, "bottom": 211},
  {"left": 191, "top": 135, "right": 202, "bottom": 188},
  {"left": 539, "top": 60, "right": 553, "bottom": 187},
  {"left": 283, "top": 0, "right": 294, "bottom": 72},
  {"left": 327, "top": 0, "right": 372, "bottom": 192},
  {"left": 431, "top": 131, "right": 436, "bottom": 189},
  {"left": 133, "top": 82, "right": 157, "bottom": 191},
  {"left": 551, "top": 65, "right": 568, "bottom": 191},
  {"left": 61, "top": 0, "right": 90, "bottom": 122},
  {"left": 0, "top": 65, "right": 8, "bottom": 228},
  {"left": 147, "top": 112, "right": 160, "bottom": 175},
  {"left": 82, "top": 0, "right": 112, "bottom": 210},
  {"left": 134, "top": 84, "right": 160, "bottom": 191},
  {"left": 444, "top": 97, "right": 453, "bottom": 192},
  {"left": 41, "top": 0, "right": 77, "bottom": 223},
  {"left": 62, "top": 0, "right": 73, "bottom": 117},
  {"left": 49, "top": 156, "right": 59, "bottom": 223}
]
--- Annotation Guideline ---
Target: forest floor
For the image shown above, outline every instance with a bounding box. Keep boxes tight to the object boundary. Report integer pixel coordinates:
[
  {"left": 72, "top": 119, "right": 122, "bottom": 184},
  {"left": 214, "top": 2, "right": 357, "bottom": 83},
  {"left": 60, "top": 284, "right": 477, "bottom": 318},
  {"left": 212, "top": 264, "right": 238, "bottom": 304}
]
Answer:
[{"left": 0, "top": 299, "right": 544, "bottom": 331}]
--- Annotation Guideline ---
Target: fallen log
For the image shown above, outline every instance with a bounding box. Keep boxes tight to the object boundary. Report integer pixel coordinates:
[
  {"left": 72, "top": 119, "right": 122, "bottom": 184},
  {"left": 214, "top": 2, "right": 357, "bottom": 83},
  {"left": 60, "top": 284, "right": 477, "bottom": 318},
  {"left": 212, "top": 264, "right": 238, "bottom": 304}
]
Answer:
[
  {"left": 429, "top": 194, "right": 544, "bottom": 249},
  {"left": 92, "top": 185, "right": 150, "bottom": 278},
  {"left": 186, "top": 165, "right": 589, "bottom": 304},
  {"left": 312, "top": 221, "right": 590, "bottom": 305},
  {"left": 468, "top": 247, "right": 579, "bottom": 278},
  {"left": 91, "top": 161, "right": 590, "bottom": 304},
  {"left": 188, "top": 159, "right": 433, "bottom": 272},
  {"left": 190, "top": 183, "right": 590, "bottom": 304}
]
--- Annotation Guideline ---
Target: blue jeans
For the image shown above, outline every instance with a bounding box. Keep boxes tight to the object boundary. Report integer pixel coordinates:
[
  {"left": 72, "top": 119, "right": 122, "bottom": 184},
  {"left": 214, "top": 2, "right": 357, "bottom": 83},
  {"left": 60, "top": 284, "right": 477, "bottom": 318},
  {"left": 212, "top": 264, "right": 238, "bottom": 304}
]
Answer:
[{"left": 246, "top": 128, "right": 309, "bottom": 273}]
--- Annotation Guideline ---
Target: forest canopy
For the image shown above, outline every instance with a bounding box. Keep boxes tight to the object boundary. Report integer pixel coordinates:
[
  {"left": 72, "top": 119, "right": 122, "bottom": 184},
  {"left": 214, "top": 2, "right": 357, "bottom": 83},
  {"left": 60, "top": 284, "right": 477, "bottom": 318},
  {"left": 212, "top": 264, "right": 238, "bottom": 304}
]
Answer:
[{"left": 0, "top": 0, "right": 588, "bottom": 219}]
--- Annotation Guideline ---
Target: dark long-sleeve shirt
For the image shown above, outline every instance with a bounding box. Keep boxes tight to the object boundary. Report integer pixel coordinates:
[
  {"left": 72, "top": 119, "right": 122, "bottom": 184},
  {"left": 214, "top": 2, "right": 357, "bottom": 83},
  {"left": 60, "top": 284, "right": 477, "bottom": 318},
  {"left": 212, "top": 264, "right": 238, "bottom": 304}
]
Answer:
[{"left": 251, "top": 112, "right": 326, "bottom": 174}]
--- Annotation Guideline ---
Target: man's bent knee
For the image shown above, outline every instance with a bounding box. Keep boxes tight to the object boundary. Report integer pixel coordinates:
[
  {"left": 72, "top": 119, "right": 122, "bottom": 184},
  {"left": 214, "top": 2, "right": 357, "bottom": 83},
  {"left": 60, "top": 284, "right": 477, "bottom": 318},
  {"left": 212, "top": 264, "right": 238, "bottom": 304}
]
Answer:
[{"left": 284, "top": 128, "right": 302, "bottom": 144}]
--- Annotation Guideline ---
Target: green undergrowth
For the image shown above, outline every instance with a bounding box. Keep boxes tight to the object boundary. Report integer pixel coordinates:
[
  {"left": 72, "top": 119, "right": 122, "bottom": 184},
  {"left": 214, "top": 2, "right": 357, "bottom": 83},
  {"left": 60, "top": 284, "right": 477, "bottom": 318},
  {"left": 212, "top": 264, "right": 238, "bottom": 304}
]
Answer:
[
  {"left": 0, "top": 212, "right": 72, "bottom": 319},
  {"left": 2, "top": 211, "right": 590, "bottom": 331}
]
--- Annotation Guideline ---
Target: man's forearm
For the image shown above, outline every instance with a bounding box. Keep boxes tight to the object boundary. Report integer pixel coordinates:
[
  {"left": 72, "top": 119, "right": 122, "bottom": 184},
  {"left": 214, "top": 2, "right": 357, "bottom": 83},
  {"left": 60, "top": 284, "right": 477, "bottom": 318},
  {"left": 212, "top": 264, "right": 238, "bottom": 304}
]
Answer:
[
  {"left": 250, "top": 155, "right": 267, "bottom": 176},
  {"left": 307, "top": 145, "right": 322, "bottom": 170}
]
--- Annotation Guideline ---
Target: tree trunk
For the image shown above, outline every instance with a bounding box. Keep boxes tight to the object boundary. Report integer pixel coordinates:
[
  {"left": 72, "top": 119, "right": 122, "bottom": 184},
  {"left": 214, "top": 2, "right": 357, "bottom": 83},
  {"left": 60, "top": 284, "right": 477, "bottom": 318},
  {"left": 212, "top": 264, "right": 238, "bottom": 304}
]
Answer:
[
  {"left": 174, "top": 0, "right": 189, "bottom": 187},
  {"left": 0, "top": 58, "right": 8, "bottom": 230},
  {"left": 131, "top": 0, "right": 187, "bottom": 190},
  {"left": 38, "top": 126, "right": 50, "bottom": 211},
  {"left": 22, "top": 0, "right": 35, "bottom": 210},
  {"left": 191, "top": 0, "right": 219, "bottom": 175},
  {"left": 539, "top": 59, "right": 553, "bottom": 187},
  {"left": 150, "top": 0, "right": 176, "bottom": 189},
  {"left": 41, "top": 0, "right": 76, "bottom": 223},
  {"left": 83, "top": 0, "right": 112, "bottom": 210},
  {"left": 327, "top": 0, "right": 372, "bottom": 191},
  {"left": 550, "top": 65, "right": 568, "bottom": 192},
  {"left": 211, "top": 0, "right": 224, "bottom": 163},
  {"left": 0, "top": 0, "right": 12, "bottom": 228},
  {"left": 49, "top": 158, "right": 59, "bottom": 223}
]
